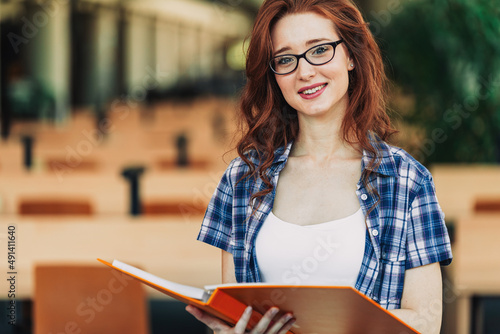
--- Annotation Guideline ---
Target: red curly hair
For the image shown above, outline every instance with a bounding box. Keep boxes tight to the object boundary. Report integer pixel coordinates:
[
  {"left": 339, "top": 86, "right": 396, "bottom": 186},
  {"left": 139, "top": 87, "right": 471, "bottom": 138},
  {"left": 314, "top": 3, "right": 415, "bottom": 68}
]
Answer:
[{"left": 236, "top": 0, "right": 397, "bottom": 206}]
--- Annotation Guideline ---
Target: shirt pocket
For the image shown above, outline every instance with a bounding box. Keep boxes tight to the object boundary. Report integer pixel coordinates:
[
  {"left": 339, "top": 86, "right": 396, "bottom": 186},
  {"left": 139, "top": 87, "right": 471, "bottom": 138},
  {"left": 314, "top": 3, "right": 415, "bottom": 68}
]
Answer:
[{"left": 381, "top": 248, "right": 406, "bottom": 263}]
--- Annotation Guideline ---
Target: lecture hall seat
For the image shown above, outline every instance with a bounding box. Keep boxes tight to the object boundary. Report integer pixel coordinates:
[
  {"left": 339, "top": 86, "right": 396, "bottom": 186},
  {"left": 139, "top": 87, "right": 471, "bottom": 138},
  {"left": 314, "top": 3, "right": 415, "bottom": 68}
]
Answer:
[
  {"left": 18, "top": 198, "right": 93, "bottom": 215},
  {"left": 34, "top": 265, "right": 149, "bottom": 334},
  {"left": 474, "top": 197, "right": 500, "bottom": 213}
]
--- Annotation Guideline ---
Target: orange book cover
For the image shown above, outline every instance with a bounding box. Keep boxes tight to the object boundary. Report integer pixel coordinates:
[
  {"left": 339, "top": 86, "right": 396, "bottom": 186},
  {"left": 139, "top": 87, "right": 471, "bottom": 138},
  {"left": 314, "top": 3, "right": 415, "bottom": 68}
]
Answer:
[{"left": 97, "top": 258, "right": 418, "bottom": 334}]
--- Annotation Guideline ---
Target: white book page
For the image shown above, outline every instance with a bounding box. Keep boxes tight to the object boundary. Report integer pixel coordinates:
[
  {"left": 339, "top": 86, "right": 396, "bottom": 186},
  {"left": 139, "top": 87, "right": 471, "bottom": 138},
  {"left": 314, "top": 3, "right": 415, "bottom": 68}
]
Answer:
[
  {"left": 203, "top": 282, "right": 281, "bottom": 293},
  {"left": 112, "top": 260, "right": 206, "bottom": 300}
]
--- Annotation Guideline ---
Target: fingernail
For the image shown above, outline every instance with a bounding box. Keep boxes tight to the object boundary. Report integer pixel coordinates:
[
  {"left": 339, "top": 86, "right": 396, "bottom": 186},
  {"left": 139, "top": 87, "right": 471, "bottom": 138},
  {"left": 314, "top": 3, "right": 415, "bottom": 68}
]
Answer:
[
  {"left": 271, "top": 307, "right": 279, "bottom": 315},
  {"left": 245, "top": 306, "right": 252, "bottom": 315}
]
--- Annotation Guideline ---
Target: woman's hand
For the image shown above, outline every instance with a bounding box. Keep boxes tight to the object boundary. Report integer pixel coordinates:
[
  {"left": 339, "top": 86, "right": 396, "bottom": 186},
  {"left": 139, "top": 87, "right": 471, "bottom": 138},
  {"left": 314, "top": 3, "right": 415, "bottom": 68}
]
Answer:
[{"left": 186, "top": 304, "right": 296, "bottom": 334}]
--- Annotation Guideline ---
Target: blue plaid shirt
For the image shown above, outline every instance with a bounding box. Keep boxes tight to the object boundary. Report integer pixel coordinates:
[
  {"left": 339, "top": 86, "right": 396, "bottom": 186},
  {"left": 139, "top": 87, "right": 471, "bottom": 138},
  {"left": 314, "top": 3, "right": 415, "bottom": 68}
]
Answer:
[{"left": 197, "top": 138, "right": 452, "bottom": 310}]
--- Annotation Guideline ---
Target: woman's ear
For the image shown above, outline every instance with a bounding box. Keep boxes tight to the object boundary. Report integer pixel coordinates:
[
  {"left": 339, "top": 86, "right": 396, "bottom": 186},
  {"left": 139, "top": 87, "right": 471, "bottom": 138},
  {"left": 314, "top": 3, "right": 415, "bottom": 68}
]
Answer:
[{"left": 348, "top": 58, "right": 355, "bottom": 71}]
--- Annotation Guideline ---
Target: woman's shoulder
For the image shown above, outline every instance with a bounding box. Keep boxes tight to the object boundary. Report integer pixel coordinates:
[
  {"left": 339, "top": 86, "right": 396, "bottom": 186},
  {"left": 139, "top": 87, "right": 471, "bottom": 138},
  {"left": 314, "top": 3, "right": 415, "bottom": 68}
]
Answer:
[
  {"left": 222, "top": 144, "right": 291, "bottom": 183},
  {"left": 380, "top": 142, "right": 434, "bottom": 182},
  {"left": 220, "top": 152, "right": 257, "bottom": 184},
  {"left": 226, "top": 155, "right": 252, "bottom": 174}
]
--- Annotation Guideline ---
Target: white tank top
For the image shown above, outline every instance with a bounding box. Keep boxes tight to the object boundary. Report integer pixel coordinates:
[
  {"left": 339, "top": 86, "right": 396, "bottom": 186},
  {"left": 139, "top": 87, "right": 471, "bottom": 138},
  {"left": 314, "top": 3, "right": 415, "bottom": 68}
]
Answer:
[{"left": 255, "top": 208, "right": 366, "bottom": 287}]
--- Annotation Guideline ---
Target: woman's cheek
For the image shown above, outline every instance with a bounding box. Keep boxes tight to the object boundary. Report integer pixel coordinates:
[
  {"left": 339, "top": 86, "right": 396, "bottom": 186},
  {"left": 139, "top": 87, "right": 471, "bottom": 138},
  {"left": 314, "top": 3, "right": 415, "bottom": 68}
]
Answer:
[{"left": 277, "top": 80, "right": 297, "bottom": 106}]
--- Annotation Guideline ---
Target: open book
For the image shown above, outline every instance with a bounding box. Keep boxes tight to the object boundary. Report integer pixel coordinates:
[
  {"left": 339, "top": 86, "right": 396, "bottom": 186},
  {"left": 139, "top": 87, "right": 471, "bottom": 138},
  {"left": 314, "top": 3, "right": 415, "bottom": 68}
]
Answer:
[{"left": 97, "top": 258, "right": 418, "bottom": 334}]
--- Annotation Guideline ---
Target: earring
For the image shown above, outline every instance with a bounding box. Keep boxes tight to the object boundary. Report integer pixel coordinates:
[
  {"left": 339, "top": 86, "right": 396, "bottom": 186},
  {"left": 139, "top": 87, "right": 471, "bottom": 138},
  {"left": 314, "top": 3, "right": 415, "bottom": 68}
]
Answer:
[{"left": 350, "top": 63, "right": 354, "bottom": 67}]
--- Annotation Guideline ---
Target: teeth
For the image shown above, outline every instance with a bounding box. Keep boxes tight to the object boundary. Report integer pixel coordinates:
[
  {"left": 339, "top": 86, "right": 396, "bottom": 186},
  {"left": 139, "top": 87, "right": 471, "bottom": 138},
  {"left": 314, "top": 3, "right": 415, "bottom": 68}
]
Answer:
[{"left": 301, "top": 84, "right": 326, "bottom": 95}]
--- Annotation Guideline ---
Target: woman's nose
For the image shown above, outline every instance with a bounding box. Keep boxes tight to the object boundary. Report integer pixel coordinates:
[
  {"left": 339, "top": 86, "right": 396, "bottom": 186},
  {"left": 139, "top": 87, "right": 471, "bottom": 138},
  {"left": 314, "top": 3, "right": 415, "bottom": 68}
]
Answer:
[{"left": 296, "top": 58, "right": 316, "bottom": 80}]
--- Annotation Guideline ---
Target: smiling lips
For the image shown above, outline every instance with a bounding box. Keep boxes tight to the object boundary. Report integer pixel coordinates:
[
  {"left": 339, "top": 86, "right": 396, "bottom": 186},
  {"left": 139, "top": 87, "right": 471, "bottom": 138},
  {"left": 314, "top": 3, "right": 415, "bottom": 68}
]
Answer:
[{"left": 298, "top": 83, "right": 327, "bottom": 99}]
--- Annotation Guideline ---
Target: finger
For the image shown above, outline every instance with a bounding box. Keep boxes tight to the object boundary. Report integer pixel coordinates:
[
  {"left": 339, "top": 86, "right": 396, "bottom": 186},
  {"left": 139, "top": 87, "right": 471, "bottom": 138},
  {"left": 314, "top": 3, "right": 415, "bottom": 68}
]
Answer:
[
  {"left": 185, "top": 305, "right": 229, "bottom": 332},
  {"left": 185, "top": 305, "right": 202, "bottom": 317},
  {"left": 233, "top": 306, "right": 253, "bottom": 334},
  {"left": 267, "top": 312, "right": 294, "bottom": 333},
  {"left": 276, "top": 317, "right": 297, "bottom": 334},
  {"left": 250, "top": 307, "right": 279, "bottom": 334}
]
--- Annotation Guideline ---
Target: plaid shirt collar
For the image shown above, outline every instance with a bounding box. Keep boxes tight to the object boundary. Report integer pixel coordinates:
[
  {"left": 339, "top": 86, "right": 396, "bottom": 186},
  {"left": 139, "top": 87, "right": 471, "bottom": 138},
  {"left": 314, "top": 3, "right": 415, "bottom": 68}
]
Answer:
[{"left": 265, "top": 134, "right": 399, "bottom": 178}]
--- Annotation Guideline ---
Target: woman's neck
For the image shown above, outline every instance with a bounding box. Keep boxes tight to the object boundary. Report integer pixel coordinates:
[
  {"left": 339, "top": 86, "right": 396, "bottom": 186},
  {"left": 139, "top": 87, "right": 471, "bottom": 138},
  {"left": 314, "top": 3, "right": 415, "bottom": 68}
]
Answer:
[{"left": 291, "top": 111, "right": 361, "bottom": 162}]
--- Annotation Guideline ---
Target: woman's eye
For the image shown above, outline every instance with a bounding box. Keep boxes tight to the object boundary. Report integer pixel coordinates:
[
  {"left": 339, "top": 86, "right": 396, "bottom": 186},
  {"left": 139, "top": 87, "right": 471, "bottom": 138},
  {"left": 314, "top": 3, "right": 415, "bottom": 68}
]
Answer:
[
  {"left": 277, "top": 57, "right": 295, "bottom": 65},
  {"left": 312, "top": 45, "right": 330, "bottom": 55}
]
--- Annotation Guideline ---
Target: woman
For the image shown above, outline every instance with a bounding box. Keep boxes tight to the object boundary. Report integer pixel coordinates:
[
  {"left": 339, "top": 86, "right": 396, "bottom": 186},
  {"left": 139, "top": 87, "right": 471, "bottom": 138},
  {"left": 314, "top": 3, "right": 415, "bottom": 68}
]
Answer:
[{"left": 187, "top": 0, "right": 453, "bottom": 333}]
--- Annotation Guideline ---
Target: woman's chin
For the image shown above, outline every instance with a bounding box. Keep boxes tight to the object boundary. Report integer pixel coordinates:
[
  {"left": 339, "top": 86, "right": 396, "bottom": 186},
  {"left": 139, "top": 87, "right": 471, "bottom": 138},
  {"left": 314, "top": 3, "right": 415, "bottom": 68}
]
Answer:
[{"left": 296, "top": 105, "right": 335, "bottom": 119}]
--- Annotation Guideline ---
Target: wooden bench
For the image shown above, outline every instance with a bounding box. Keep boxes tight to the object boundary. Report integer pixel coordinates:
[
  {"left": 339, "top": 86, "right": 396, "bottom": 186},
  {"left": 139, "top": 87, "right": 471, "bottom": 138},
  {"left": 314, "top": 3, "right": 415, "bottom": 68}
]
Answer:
[
  {"left": 442, "top": 214, "right": 500, "bottom": 334},
  {"left": 431, "top": 165, "right": 500, "bottom": 221},
  {"left": 0, "top": 215, "right": 221, "bottom": 299},
  {"left": 0, "top": 171, "right": 222, "bottom": 215},
  {"left": 0, "top": 98, "right": 237, "bottom": 176}
]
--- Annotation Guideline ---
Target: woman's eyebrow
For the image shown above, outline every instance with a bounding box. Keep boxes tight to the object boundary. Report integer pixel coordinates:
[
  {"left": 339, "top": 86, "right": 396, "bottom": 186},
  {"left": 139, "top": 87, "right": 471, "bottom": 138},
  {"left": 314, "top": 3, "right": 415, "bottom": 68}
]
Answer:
[{"left": 273, "top": 38, "right": 331, "bottom": 56}]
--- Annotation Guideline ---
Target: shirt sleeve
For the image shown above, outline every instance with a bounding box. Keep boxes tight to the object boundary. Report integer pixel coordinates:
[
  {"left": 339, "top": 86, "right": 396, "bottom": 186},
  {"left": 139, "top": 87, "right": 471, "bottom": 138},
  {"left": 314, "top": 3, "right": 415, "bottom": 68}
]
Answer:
[
  {"left": 197, "top": 161, "right": 235, "bottom": 253},
  {"left": 405, "top": 175, "right": 453, "bottom": 269}
]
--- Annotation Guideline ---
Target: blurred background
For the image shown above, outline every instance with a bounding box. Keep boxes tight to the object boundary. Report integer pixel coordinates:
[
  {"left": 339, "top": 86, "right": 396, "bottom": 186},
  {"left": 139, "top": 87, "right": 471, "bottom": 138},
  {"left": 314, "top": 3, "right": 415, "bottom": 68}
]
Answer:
[{"left": 0, "top": 0, "right": 499, "bottom": 333}]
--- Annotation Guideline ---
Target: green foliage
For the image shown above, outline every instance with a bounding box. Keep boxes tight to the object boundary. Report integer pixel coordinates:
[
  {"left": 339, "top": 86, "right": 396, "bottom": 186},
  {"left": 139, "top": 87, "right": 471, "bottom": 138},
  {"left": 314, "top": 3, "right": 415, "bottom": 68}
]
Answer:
[{"left": 378, "top": 0, "right": 500, "bottom": 164}]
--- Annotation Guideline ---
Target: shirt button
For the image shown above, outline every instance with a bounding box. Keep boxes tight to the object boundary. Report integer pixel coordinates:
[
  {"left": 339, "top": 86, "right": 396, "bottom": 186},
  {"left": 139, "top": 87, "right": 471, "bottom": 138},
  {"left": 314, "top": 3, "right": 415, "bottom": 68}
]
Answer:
[
  {"left": 356, "top": 184, "right": 361, "bottom": 190},
  {"left": 361, "top": 194, "right": 368, "bottom": 201},
  {"left": 372, "top": 229, "right": 379, "bottom": 237}
]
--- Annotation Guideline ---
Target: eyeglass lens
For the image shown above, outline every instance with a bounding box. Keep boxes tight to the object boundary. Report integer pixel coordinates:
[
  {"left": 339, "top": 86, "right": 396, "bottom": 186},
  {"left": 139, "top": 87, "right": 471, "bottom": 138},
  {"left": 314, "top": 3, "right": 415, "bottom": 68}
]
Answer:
[{"left": 271, "top": 43, "right": 337, "bottom": 75}]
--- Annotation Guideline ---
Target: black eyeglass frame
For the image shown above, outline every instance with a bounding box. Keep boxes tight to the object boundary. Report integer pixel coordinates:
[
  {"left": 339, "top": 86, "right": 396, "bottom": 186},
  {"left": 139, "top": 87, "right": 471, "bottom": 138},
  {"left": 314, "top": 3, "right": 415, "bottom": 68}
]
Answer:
[{"left": 269, "top": 39, "right": 344, "bottom": 75}]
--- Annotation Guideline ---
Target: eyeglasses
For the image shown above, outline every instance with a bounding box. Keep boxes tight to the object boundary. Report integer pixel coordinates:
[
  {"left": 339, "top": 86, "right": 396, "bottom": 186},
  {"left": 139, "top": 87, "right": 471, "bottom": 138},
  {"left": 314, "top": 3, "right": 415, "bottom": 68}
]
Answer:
[{"left": 269, "top": 39, "right": 344, "bottom": 75}]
